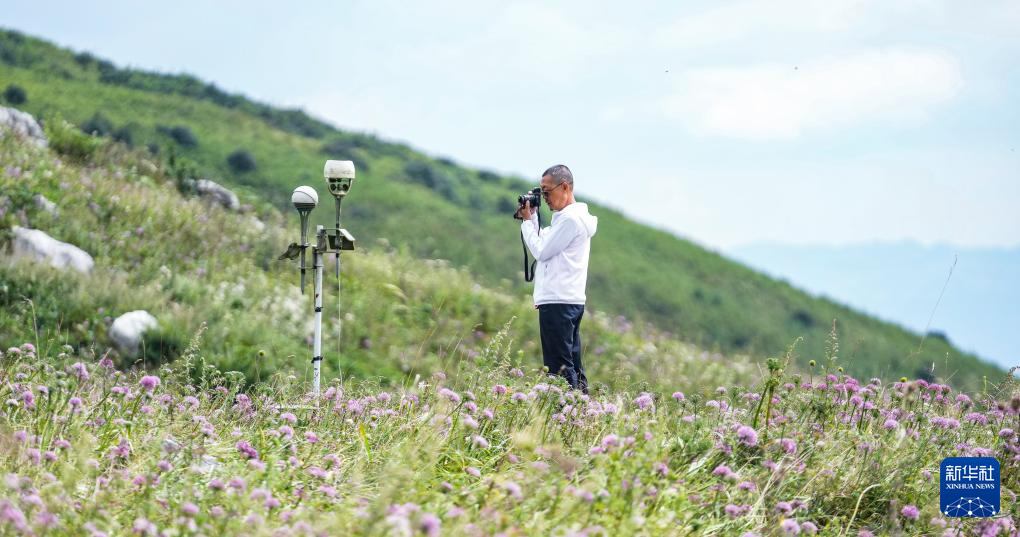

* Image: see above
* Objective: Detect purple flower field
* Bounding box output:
[2,341,1019,536]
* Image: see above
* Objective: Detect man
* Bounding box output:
[516,164,598,393]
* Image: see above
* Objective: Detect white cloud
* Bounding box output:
[657,0,876,47]
[661,49,963,139]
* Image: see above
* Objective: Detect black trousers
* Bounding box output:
[538,303,587,393]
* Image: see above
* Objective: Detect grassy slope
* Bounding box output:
[0,28,1005,391]
[0,125,754,395]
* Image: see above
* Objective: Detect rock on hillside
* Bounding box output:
[10,226,94,273]
[0,106,47,148]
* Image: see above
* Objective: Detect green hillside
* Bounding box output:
[0,121,754,393]
[0,28,1004,390]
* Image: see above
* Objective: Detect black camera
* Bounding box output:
[514,187,542,219]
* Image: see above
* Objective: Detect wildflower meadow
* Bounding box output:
[2,333,1019,535]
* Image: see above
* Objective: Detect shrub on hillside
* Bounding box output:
[3,84,27,105]
[496,197,517,214]
[320,137,363,155]
[405,161,458,200]
[112,124,137,148]
[227,149,257,173]
[73,51,96,68]
[478,170,500,183]
[46,117,103,162]
[157,124,198,148]
[81,112,113,137]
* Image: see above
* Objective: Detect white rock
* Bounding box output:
[195,179,240,211]
[109,310,158,356]
[33,194,58,215]
[11,226,94,273]
[0,107,48,148]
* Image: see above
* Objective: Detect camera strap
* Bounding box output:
[520,212,541,282]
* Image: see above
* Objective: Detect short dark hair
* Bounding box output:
[542,164,573,186]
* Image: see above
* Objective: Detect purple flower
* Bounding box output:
[492,384,508,395]
[280,412,297,424]
[181,503,199,517]
[737,425,758,446]
[672,391,686,402]
[344,399,363,416]
[419,513,441,537]
[602,434,620,449]
[439,388,461,403]
[110,439,131,459]
[901,505,919,520]
[712,465,736,479]
[932,417,961,430]
[21,390,35,409]
[781,519,800,535]
[503,481,523,500]
[132,517,156,534]
[139,375,160,392]
[472,435,490,449]
[725,504,749,518]
[465,467,481,478]
[235,441,259,460]
[883,418,899,430]
[69,362,90,381]
[779,438,797,454]
[633,393,655,411]
[964,412,988,426]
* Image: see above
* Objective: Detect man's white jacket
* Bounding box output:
[521,202,598,306]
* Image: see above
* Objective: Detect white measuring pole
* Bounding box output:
[312,225,324,397]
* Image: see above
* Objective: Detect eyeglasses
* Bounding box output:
[541,182,567,198]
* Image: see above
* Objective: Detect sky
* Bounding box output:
[4,0,1019,252]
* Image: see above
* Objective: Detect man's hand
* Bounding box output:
[517,203,533,221]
